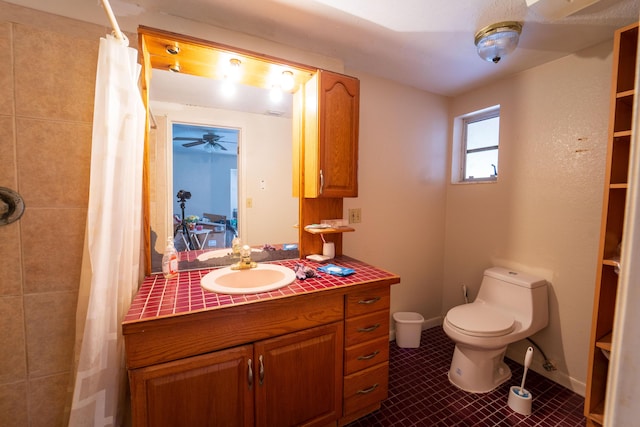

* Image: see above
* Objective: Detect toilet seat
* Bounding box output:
[446,304,515,337]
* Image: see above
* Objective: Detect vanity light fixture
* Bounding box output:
[227,58,242,81]
[220,58,242,97]
[280,70,295,91]
[474,21,522,64]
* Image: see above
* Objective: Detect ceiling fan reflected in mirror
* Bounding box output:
[174,132,229,152]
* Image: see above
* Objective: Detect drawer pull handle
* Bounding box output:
[357,383,379,395]
[358,323,380,333]
[259,355,265,386]
[358,297,381,305]
[248,359,253,389]
[357,350,380,361]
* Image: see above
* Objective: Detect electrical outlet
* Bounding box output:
[348,208,361,224]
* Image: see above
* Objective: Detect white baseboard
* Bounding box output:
[504,346,586,397]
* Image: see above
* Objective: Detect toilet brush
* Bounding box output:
[508,346,534,415]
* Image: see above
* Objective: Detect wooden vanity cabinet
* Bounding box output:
[130,322,342,427]
[130,345,255,427]
[296,70,360,258]
[339,283,391,425]
[255,322,343,427]
[125,278,397,426]
[125,290,345,427]
[302,70,360,198]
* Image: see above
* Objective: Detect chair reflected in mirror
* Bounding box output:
[202,213,231,249]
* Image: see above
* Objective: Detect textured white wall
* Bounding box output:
[343,71,449,324]
[444,40,613,394]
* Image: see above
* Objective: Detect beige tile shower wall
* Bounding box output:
[0,3,107,425]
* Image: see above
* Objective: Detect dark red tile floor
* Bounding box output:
[347,326,586,426]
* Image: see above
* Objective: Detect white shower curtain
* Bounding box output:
[68,34,145,427]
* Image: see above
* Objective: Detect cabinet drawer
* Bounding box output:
[345,311,389,347]
[343,362,389,416]
[345,284,390,318]
[344,336,389,375]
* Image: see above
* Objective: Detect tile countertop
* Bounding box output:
[124,256,400,324]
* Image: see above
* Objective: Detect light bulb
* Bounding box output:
[227,58,242,81]
[221,77,236,97]
[281,70,294,91]
[270,85,283,102]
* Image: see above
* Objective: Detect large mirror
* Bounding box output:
[142,27,315,272]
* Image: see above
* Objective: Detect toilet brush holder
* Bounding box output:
[508,386,532,416]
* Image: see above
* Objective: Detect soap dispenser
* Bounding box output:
[232,236,242,257]
[162,237,178,279]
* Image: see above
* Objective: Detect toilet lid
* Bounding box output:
[446,304,515,337]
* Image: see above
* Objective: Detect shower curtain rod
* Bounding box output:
[100,0,125,41]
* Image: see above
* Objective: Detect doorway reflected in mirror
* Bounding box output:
[172,123,239,252]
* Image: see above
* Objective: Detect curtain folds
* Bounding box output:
[68,34,145,427]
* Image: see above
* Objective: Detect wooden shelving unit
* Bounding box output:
[584,22,638,426]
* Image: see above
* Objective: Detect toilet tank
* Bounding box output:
[476,267,548,330]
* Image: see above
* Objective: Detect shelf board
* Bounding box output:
[616,89,635,99]
[596,332,613,351]
[588,400,605,425]
[613,130,632,137]
[304,226,355,235]
[609,183,628,189]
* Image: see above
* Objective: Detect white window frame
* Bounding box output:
[458,106,500,183]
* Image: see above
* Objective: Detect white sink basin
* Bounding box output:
[200,263,297,294]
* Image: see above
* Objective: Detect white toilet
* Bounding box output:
[442,267,548,393]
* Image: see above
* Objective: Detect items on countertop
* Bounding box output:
[294,262,356,280]
[317,264,355,277]
[294,263,320,280]
[162,238,178,279]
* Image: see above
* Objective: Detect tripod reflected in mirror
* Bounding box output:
[175,189,193,250]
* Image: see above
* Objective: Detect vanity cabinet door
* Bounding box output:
[303,70,359,198]
[254,321,344,427]
[129,345,254,427]
[318,71,359,198]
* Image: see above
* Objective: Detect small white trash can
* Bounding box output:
[393,312,424,348]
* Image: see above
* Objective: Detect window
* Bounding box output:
[459,106,500,182]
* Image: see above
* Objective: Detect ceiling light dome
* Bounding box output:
[474,21,522,64]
